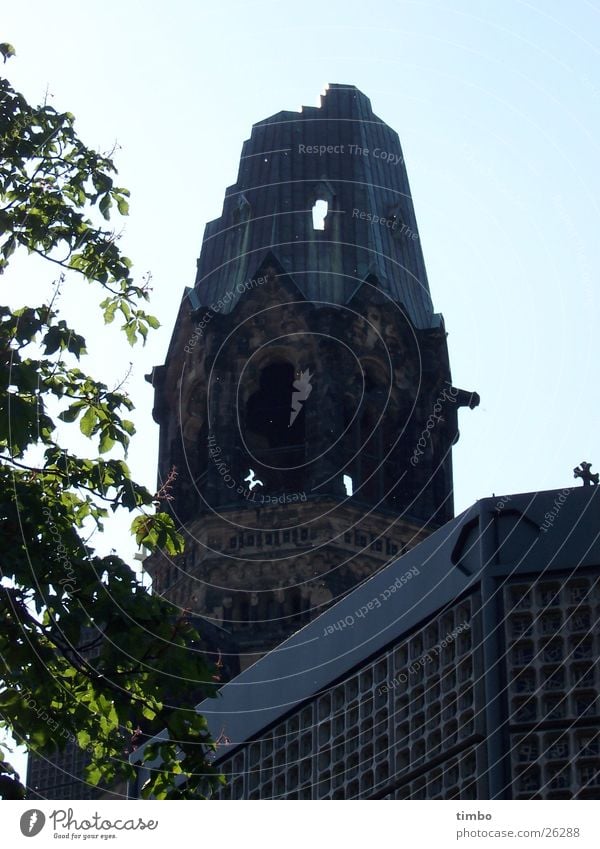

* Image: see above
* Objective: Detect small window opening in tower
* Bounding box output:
[343,474,354,496]
[312,199,328,231]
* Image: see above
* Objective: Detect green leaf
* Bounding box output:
[124,323,137,346]
[98,193,112,220]
[77,731,92,749]
[79,406,97,437]
[99,432,115,454]
[58,403,84,423]
[141,705,157,721]
[2,236,17,258]
[103,302,118,324]
[85,765,103,787]
[116,196,129,215]
[0,42,15,62]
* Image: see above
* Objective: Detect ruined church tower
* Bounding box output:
[145,85,478,673]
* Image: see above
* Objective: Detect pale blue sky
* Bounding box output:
[3,0,600,781]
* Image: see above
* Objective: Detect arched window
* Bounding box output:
[246,362,305,449]
[244,361,306,491]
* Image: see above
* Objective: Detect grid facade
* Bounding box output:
[503,570,600,799]
[215,592,485,799]
[27,742,111,800]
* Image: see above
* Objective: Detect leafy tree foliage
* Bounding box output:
[0,42,222,799]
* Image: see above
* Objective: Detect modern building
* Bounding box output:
[131,485,600,799]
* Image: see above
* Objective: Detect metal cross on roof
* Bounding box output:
[573,461,599,486]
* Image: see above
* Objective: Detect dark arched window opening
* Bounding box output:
[244,361,306,491]
[246,362,306,449]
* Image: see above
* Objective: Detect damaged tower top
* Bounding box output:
[192,83,437,328]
